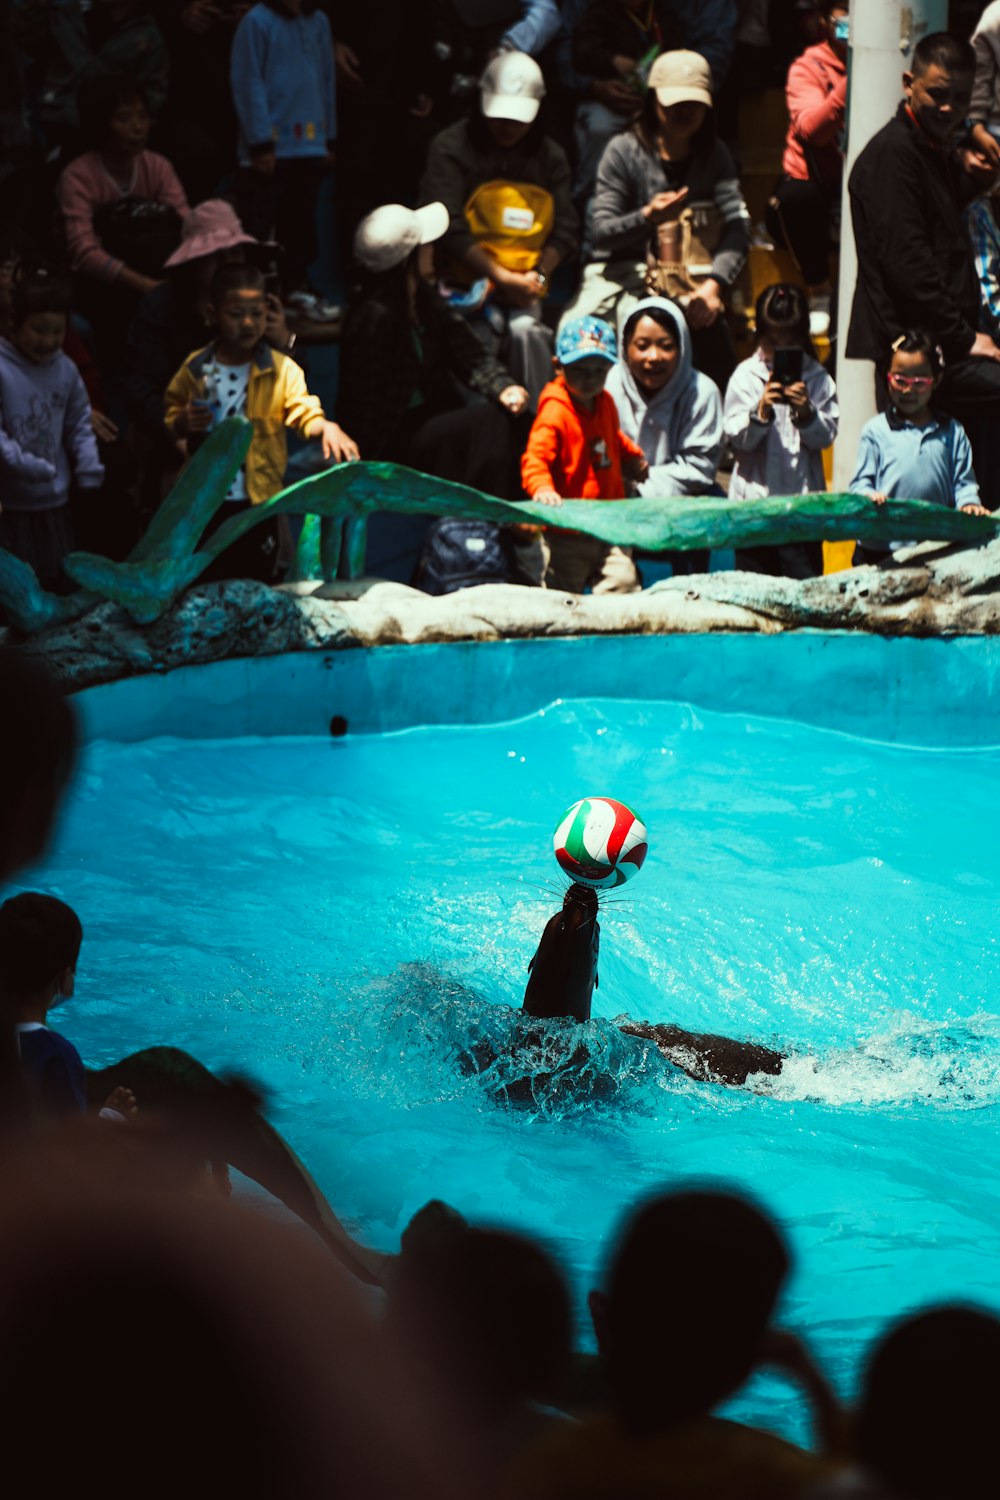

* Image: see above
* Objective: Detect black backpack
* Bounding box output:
[93,196,183,278]
[413,517,514,595]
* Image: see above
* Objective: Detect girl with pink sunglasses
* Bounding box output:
[849,329,990,565]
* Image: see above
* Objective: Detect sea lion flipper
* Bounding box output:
[617,1023,784,1087]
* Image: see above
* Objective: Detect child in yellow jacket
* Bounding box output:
[164,262,358,581]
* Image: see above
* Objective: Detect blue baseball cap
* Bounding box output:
[556,316,617,367]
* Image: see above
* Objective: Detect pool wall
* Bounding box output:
[75,632,1000,748]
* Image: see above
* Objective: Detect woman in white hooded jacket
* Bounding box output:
[605,295,723,574]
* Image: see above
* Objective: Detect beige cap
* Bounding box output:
[353,202,450,273]
[480,51,545,124]
[647,49,714,109]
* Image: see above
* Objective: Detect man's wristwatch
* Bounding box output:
[534,269,548,290]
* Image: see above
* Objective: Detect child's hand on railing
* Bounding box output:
[961,502,992,516]
[869,491,888,507]
[532,488,564,507]
[102,1086,138,1121]
[318,421,360,463]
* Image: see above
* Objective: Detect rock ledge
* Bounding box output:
[12,538,1000,692]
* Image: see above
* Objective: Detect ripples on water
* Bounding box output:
[33,699,1000,1440]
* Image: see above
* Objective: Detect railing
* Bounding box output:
[1,417,995,634]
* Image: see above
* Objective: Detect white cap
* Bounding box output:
[353,202,450,273]
[480,51,545,124]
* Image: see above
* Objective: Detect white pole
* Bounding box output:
[833,0,949,489]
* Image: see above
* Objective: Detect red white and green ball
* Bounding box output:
[553,797,648,889]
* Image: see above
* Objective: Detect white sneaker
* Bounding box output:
[286,288,342,323]
[808,292,831,339]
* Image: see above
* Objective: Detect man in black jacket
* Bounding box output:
[847,32,1000,504]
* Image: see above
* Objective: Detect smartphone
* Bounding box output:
[772,346,803,390]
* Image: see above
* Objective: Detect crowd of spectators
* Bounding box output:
[3,2,1000,600]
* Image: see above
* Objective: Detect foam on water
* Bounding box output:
[765,1011,1000,1110]
[28,697,1000,1442]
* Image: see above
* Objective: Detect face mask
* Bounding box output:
[833,17,850,44]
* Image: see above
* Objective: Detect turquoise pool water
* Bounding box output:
[32,695,1000,1441]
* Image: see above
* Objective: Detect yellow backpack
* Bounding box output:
[463,179,555,272]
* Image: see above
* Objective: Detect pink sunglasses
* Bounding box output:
[888,373,934,392]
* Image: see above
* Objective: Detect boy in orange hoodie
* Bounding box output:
[521,316,648,593]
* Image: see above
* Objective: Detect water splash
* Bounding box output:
[331,966,1000,1119]
[757,1011,1000,1110]
[322,963,704,1121]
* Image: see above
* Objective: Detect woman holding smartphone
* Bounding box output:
[723,281,839,578]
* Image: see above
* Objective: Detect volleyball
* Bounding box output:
[553,797,648,889]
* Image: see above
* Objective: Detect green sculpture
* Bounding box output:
[0,416,996,633]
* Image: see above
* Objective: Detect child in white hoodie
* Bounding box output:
[0,268,103,591]
[724,281,838,578]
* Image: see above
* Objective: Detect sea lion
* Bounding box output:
[521,884,783,1088]
[522,884,601,1024]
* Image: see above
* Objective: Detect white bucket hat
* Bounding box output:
[480,51,545,124]
[353,202,450,273]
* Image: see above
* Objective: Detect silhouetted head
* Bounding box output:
[603,1188,790,1435]
[0,651,76,884]
[394,1223,571,1418]
[856,1305,1000,1498]
[0,1144,464,1497]
[0,893,82,1006]
[522,884,600,1023]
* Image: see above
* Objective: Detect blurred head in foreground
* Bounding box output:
[602,1188,790,1435]
[0,650,76,884]
[856,1304,1000,1499]
[0,1131,467,1498]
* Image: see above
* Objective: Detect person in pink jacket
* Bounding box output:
[56,75,188,363]
[766,0,849,337]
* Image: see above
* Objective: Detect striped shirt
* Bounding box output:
[965,196,1000,337]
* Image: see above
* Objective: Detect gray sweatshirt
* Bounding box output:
[605,296,723,495]
[589,129,750,286]
[0,338,103,511]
